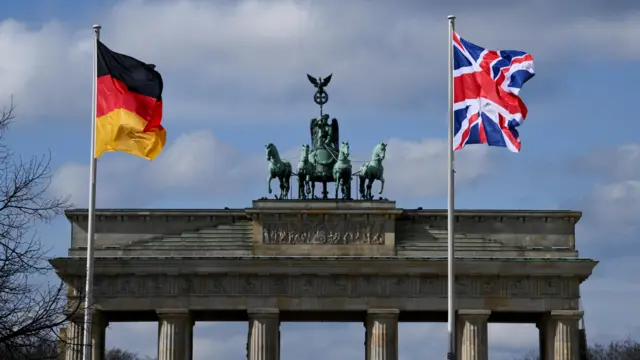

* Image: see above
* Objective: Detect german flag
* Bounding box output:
[96,40,165,160]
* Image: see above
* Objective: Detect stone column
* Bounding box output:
[91,311,108,360]
[157,310,193,360]
[247,308,280,360]
[537,321,547,360]
[65,317,83,360]
[365,309,399,360]
[456,310,490,360]
[542,310,582,360]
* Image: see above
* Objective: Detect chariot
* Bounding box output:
[265,74,386,200]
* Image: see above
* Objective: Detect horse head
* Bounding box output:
[373,142,387,161]
[300,144,310,161]
[339,141,350,160]
[265,143,279,162]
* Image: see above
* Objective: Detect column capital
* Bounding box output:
[367,309,400,317]
[248,308,279,317]
[157,309,191,318]
[365,309,398,360]
[458,309,491,320]
[549,310,583,320]
[247,310,280,360]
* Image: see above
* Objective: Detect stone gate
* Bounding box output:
[51,200,597,360]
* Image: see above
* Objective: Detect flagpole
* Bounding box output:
[81,23,101,360]
[446,14,457,360]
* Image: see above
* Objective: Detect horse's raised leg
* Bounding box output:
[366,178,374,200]
[268,175,274,194]
[378,175,385,195]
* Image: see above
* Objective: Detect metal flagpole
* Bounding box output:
[82,23,101,360]
[446,14,457,360]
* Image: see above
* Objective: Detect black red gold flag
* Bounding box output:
[96,40,165,160]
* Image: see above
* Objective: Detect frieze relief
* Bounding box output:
[260,215,386,245]
[86,274,579,299]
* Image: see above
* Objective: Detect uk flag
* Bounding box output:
[453,32,535,152]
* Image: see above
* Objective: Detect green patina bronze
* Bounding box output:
[359,142,386,200]
[265,143,292,199]
[265,74,387,200]
[333,141,352,200]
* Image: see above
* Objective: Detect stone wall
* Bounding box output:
[63,200,581,258]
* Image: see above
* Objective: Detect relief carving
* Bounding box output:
[265,275,290,295]
[353,275,380,296]
[477,277,499,296]
[455,277,473,296]
[418,276,443,296]
[538,278,561,296]
[238,275,262,295]
[387,276,411,297]
[293,276,317,297]
[323,275,349,297]
[90,274,566,300]
[261,216,385,244]
[506,278,530,297]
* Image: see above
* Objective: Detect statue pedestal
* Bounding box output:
[248,200,401,256]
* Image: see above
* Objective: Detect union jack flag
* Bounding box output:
[453,32,535,152]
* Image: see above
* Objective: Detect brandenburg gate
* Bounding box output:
[52,200,596,360]
[52,75,596,360]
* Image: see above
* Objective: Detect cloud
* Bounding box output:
[49,130,263,207]
[2,0,640,123]
[0,19,89,120]
[384,138,491,197]
[566,143,640,253]
[575,143,640,181]
[49,131,493,206]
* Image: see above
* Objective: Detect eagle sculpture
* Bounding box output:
[307,74,332,91]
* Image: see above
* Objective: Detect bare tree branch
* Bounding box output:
[0,100,73,359]
[514,339,640,360]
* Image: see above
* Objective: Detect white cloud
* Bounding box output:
[49,130,263,207]
[572,143,640,247]
[2,1,640,122]
[385,138,491,197]
[0,19,89,120]
[49,131,493,205]
[579,143,640,181]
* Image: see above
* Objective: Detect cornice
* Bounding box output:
[50,256,597,279]
[64,207,582,224]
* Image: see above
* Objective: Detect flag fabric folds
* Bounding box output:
[452,32,534,152]
[96,40,165,160]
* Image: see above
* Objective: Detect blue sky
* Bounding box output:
[2,0,640,359]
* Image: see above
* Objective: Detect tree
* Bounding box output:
[0,101,71,359]
[587,339,640,360]
[106,347,157,360]
[514,338,640,360]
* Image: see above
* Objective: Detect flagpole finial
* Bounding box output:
[93,24,102,30]
[447,15,456,20]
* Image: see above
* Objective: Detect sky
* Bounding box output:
[1,0,639,359]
